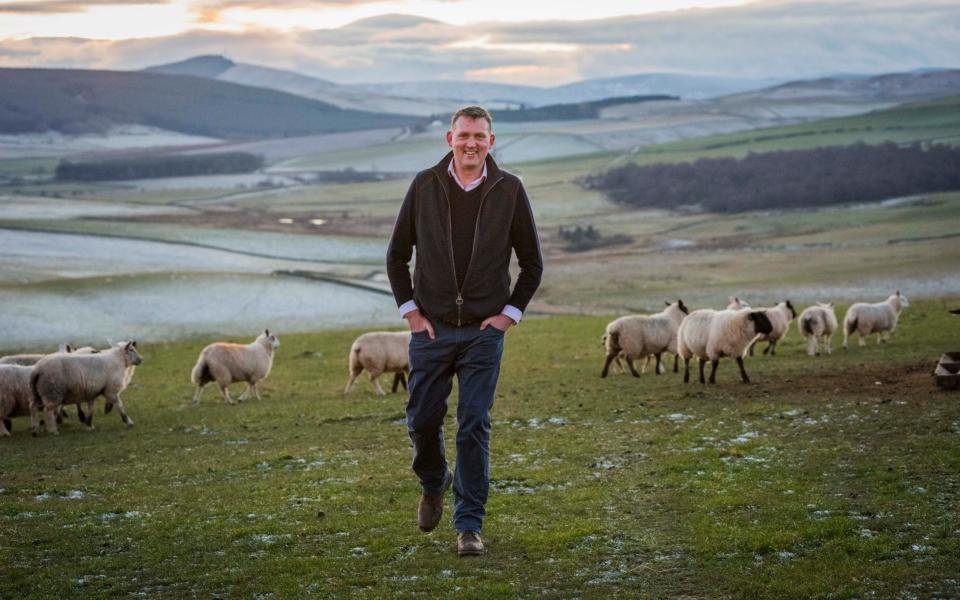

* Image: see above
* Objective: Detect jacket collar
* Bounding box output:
[432,151,503,198]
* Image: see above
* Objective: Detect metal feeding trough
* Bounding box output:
[935,352,960,390]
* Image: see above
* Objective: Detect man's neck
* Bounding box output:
[454,164,483,186]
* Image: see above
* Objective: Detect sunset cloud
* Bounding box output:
[0,1,957,86]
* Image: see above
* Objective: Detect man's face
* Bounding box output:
[447,116,494,173]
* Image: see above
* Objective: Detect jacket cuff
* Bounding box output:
[501,305,522,324]
[399,300,419,318]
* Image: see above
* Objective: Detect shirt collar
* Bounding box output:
[447,158,486,192]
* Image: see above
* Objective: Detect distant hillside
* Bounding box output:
[146,56,458,117]
[348,73,785,107]
[0,68,415,137]
[732,69,960,102]
[143,55,235,78]
[492,95,679,123]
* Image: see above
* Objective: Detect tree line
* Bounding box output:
[56,152,264,181]
[580,142,960,213]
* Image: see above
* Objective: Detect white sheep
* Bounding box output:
[191,330,279,404]
[747,300,797,356]
[601,300,689,378]
[677,308,773,384]
[30,341,142,435]
[0,365,34,436]
[798,303,838,356]
[727,297,751,310]
[344,331,412,395]
[0,343,93,366]
[842,291,909,348]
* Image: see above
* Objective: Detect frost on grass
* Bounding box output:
[35,490,85,501]
[667,413,692,422]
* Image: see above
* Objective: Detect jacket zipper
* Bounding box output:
[441,173,504,326]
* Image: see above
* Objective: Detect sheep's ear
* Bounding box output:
[828,302,834,307]
[665,301,670,306]
[264,328,270,336]
[124,341,134,350]
[131,340,137,348]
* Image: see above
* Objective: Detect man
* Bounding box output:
[386,106,543,556]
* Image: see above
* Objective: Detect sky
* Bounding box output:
[0,0,958,86]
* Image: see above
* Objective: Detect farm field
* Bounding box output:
[1,301,958,598]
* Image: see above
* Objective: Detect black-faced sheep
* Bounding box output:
[798,302,838,356]
[601,300,689,378]
[344,331,411,395]
[30,341,142,435]
[842,291,909,348]
[191,330,279,404]
[747,300,796,356]
[677,308,773,384]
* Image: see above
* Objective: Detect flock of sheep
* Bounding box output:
[601,291,909,384]
[0,293,909,436]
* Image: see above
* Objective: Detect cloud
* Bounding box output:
[0,0,958,85]
[0,0,166,14]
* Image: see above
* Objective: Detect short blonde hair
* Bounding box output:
[450,106,493,131]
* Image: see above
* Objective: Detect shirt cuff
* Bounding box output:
[398,300,419,318]
[501,305,522,324]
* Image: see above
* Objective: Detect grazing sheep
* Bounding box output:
[0,343,86,366]
[0,365,34,436]
[798,303,838,356]
[747,300,797,356]
[344,331,412,395]
[30,341,142,435]
[727,297,751,310]
[677,308,773,384]
[601,300,689,378]
[842,291,909,348]
[191,330,279,404]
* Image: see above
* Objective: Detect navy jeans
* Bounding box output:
[406,322,505,533]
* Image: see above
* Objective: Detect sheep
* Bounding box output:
[29,341,142,435]
[727,297,751,310]
[842,291,909,348]
[344,331,412,395]
[191,330,279,405]
[0,343,93,366]
[601,300,689,378]
[0,365,34,436]
[798,302,838,356]
[747,300,797,356]
[677,308,773,384]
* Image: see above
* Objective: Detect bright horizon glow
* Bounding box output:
[0,0,755,40]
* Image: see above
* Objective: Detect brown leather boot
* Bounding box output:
[457,531,484,556]
[417,470,452,532]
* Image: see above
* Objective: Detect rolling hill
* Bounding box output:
[0,68,416,138]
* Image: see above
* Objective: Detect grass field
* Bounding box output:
[2,300,959,598]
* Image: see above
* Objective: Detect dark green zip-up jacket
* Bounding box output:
[386,152,543,326]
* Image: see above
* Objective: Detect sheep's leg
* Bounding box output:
[193,384,206,404]
[344,372,359,394]
[252,383,262,401]
[824,335,833,355]
[625,356,641,378]
[238,384,251,402]
[748,339,757,357]
[807,336,817,356]
[673,354,679,373]
[85,400,95,431]
[858,332,866,347]
[708,359,720,384]
[30,403,41,436]
[698,359,706,384]
[601,352,618,378]
[736,356,751,384]
[371,374,386,396]
[105,393,134,426]
[218,385,235,405]
[683,357,690,383]
[654,353,663,376]
[1,419,10,436]
[391,372,403,393]
[44,406,59,435]
[613,356,624,374]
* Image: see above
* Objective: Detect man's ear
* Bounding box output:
[488,132,495,148]
[446,130,454,147]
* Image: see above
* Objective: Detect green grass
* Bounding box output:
[2,300,959,598]
[626,95,960,167]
